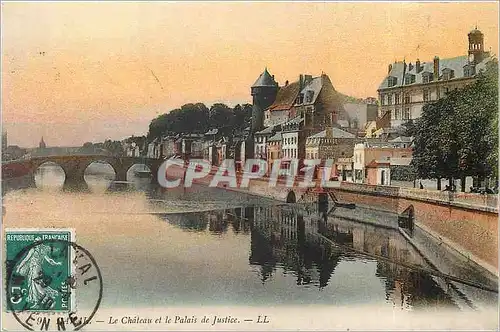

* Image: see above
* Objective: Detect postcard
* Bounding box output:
[1,1,498,331]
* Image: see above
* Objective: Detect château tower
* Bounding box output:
[250,68,278,134]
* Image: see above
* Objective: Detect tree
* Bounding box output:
[411,57,498,190]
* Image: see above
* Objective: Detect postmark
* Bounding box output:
[5,229,103,331]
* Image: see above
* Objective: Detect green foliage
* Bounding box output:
[80,140,125,156]
[411,58,498,180]
[390,165,417,181]
[147,103,252,140]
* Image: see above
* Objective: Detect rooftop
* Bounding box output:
[378,54,492,90]
[308,127,356,139]
[267,81,301,112]
[252,68,278,88]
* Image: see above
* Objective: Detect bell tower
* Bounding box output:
[468,27,485,63]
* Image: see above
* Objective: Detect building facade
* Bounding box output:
[377,28,492,128]
[353,140,413,184]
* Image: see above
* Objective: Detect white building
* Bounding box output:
[377,28,492,128]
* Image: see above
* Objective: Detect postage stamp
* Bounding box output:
[4,229,103,331]
[5,228,75,313]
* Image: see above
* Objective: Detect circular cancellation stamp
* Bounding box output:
[5,229,103,331]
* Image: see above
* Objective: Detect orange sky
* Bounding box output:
[2,2,499,147]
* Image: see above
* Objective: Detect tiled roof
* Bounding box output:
[378,55,492,90]
[366,159,390,168]
[252,68,278,88]
[308,127,356,139]
[267,81,301,112]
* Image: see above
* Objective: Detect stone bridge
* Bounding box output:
[2,155,164,184]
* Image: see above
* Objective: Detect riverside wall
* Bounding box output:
[166,164,498,271]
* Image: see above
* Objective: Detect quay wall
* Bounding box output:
[166,165,498,271]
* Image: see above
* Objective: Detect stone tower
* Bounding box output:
[250,68,278,134]
[468,27,485,63]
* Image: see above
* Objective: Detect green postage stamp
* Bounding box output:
[5,228,75,313]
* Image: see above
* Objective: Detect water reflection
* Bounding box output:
[3,163,492,311]
[157,203,461,310]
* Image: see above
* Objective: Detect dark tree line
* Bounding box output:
[410,58,498,191]
[147,103,252,140]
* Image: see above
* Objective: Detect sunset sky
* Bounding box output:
[2,2,499,147]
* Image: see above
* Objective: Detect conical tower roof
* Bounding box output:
[252,68,277,88]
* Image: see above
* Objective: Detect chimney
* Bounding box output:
[433,56,439,80]
[304,74,313,84]
[285,80,289,87]
[416,59,421,73]
[299,74,304,89]
[388,64,393,74]
[408,62,414,72]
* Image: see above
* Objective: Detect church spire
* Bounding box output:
[39,136,46,148]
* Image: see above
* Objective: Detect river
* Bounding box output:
[1,162,498,330]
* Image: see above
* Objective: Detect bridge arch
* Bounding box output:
[83,159,118,181]
[33,161,67,187]
[126,163,152,180]
[286,190,296,203]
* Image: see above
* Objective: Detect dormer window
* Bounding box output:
[296,93,304,104]
[305,90,314,103]
[422,72,434,83]
[387,76,397,87]
[464,64,476,77]
[404,74,416,85]
[442,68,455,81]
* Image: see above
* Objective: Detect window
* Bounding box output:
[423,89,431,102]
[380,94,385,106]
[388,76,397,87]
[306,91,314,103]
[422,72,433,83]
[395,93,401,105]
[394,108,401,120]
[442,69,455,80]
[464,65,476,77]
[387,94,393,106]
[403,107,411,120]
[404,74,415,85]
[404,93,411,104]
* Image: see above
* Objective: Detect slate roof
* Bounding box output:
[252,68,278,88]
[255,125,277,135]
[308,127,356,139]
[389,136,413,143]
[283,116,304,125]
[267,81,301,112]
[297,76,323,106]
[268,132,283,142]
[378,55,492,90]
[205,128,219,135]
